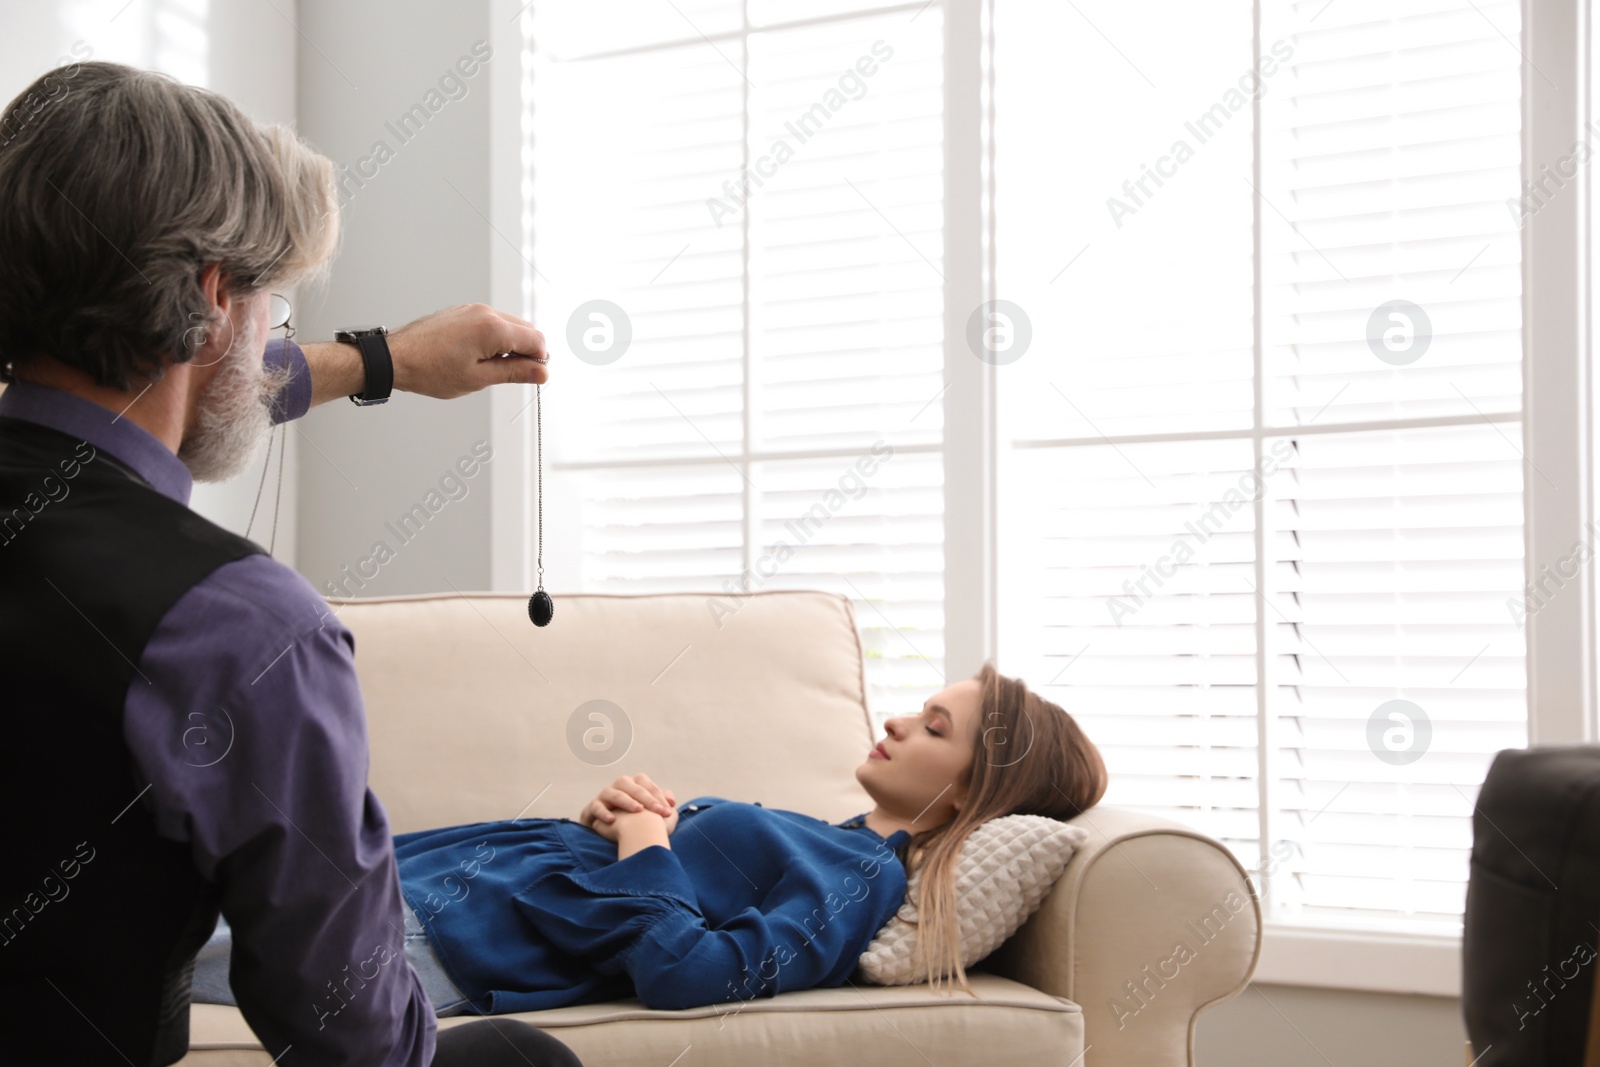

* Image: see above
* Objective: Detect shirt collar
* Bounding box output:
[838,813,910,848]
[0,380,193,505]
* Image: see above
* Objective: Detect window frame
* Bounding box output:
[485,0,1598,996]
[1523,0,1595,753]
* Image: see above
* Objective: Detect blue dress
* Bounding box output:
[392,797,911,1014]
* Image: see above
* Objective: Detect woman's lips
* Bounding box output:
[870,742,889,760]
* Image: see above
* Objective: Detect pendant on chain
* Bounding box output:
[527,381,553,627]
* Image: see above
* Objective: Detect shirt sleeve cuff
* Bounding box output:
[265,338,312,425]
[510,846,700,964]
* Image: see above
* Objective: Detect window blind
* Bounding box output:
[1260,0,1526,927]
[996,0,1526,930]
[525,2,947,717]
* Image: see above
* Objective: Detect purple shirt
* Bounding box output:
[0,340,435,1067]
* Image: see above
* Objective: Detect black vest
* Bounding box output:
[0,414,264,1065]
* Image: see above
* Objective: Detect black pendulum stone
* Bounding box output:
[528,589,554,627]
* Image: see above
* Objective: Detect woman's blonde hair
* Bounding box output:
[902,662,1107,994]
[0,61,339,389]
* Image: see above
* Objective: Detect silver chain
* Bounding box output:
[249,344,542,581]
[247,324,294,555]
[535,382,544,587]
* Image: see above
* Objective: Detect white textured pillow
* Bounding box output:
[858,814,1088,985]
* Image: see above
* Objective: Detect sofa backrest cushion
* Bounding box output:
[332,589,880,833]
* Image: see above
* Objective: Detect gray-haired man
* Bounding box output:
[0,61,579,1067]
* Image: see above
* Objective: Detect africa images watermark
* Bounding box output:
[1108,883,1252,1030]
[321,440,494,598]
[1106,38,1294,229]
[312,843,497,1031]
[335,39,492,208]
[409,840,498,923]
[1110,737,1314,1034]
[0,40,92,149]
[1105,437,1295,627]
[0,440,98,548]
[1507,518,1600,628]
[711,834,900,1028]
[0,840,97,949]
[567,699,633,768]
[1505,115,1600,229]
[312,932,405,1031]
[705,439,895,627]
[705,40,896,228]
[1512,937,1597,1032]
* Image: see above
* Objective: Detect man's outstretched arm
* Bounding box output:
[269,303,549,423]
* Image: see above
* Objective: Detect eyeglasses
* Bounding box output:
[268,293,292,331]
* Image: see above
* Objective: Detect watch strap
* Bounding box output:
[336,328,394,406]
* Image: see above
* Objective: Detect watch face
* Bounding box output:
[340,326,384,335]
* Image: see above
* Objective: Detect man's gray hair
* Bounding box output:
[0,61,339,390]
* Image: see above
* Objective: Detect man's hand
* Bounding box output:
[302,303,549,407]
[388,304,549,398]
[578,774,679,841]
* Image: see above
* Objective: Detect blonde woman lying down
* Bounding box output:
[192,663,1106,1017]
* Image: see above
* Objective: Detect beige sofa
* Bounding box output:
[180,589,1259,1066]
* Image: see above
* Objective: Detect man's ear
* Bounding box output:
[184,263,237,366]
[198,262,223,303]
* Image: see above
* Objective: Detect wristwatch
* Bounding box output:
[334,326,394,406]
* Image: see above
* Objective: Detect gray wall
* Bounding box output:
[292,0,497,599]
[1196,984,1465,1065]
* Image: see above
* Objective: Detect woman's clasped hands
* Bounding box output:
[577,773,680,843]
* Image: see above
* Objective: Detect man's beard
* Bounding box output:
[178,316,292,483]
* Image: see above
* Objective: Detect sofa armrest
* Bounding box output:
[982,807,1260,1067]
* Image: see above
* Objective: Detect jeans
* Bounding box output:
[191,900,472,1017]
